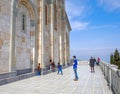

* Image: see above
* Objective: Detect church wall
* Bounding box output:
[0,0,71,73]
[0,0,12,73]
[15,5,31,70]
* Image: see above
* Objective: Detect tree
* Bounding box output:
[114,49,119,63]
[117,61,120,69]
[110,54,114,64]
[110,49,120,69]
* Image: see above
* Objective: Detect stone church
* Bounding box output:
[0,0,71,74]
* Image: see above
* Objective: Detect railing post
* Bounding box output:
[109,64,112,89]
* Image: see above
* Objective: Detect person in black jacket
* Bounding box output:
[89,57,95,73]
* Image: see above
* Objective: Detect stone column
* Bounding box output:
[41,0,45,68]
[37,0,42,68]
[30,21,37,72]
[9,0,17,72]
[59,10,63,65]
[67,32,70,63]
[64,32,67,65]
[49,0,54,61]
[33,0,38,72]
[62,17,66,66]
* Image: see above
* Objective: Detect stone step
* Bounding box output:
[0,72,35,85]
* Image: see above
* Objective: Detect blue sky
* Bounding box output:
[66,0,120,62]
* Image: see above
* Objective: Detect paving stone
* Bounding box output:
[0,64,113,94]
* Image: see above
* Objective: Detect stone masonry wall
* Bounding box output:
[0,0,12,73]
[15,4,31,70]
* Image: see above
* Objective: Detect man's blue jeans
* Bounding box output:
[73,68,78,80]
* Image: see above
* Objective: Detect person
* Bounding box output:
[51,61,56,72]
[36,63,41,75]
[57,62,63,75]
[73,56,78,81]
[89,57,95,73]
[49,59,52,70]
[93,58,96,65]
[97,57,100,65]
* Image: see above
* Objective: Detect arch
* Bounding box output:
[11,0,35,20]
[9,0,36,72]
[18,0,35,20]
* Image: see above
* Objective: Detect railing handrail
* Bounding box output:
[100,61,120,94]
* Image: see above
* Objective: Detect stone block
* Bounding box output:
[0,39,3,47]
[0,72,36,85]
[30,31,34,36]
[0,79,7,85]
[16,47,23,53]
[19,75,27,80]
[0,6,1,12]
[22,37,25,42]
[0,72,17,79]
[26,73,35,78]
[17,68,32,75]
[6,76,19,83]
[42,69,58,75]
[19,72,35,80]
[5,33,10,40]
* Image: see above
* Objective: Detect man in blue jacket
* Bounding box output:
[73,56,78,81]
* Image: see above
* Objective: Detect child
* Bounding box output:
[36,63,41,75]
[57,62,63,75]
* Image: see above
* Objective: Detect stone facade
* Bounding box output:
[0,0,12,73]
[0,0,71,74]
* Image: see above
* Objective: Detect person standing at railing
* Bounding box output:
[97,57,100,65]
[89,57,95,73]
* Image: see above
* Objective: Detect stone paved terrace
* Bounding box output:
[0,61,113,94]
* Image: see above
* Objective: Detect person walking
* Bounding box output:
[73,56,78,81]
[89,57,95,73]
[57,62,63,75]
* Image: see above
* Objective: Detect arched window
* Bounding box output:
[22,14,25,30]
[21,13,26,32]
